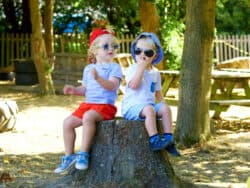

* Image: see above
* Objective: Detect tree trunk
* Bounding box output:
[44,0,54,58]
[138,0,165,70]
[139,0,160,34]
[2,0,19,32]
[21,0,32,33]
[46,120,189,188]
[175,0,215,146]
[29,0,55,95]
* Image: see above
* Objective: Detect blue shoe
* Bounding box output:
[150,136,172,151]
[54,154,76,173]
[166,143,181,157]
[75,151,89,170]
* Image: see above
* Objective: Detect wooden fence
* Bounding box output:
[0,33,249,72]
[214,34,250,63]
[0,33,135,73]
[0,33,31,72]
[54,33,88,54]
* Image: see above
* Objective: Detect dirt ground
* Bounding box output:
[0,81,249,188]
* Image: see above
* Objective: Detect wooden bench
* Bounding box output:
[159,70,180,97]
[216,57,250,69]
[211,58,250,118]
[0,65,14,73]
[210,99,250,118]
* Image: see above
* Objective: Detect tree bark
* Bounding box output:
[2,0,19,32]
[175,0,215,146]
[44,0,54,58]
[29,0,55,95]
[138,0,165,70]
[46,120,188,188]
[21,0,32,33]
[139,0,160,34]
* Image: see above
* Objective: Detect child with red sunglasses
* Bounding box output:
[121,32,180,156]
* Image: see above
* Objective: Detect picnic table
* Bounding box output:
[160,69,250,118]
[159,70,180,97]
[210,70,250,117]
[160,69,250,99]
[210,70,250,99]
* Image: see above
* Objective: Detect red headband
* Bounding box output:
[89,28,115,47]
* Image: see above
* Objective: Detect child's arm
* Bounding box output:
[91,68,120,91]
[128,60,149,89]
[155,90,165,103]
[63,84,86,96]
[96,76,120,91]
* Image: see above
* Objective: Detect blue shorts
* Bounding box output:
[123,102,165,121]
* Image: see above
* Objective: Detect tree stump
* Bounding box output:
[0,100,18,132]
[47,119,189,188]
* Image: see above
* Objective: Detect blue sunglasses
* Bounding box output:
[99,43,119,51]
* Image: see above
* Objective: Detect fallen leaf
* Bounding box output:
[3,155,9,164]
[0,172,14,183]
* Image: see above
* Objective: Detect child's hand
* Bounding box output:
[137,56,151,69]
[63,85,75,95]
[90,68,99,80]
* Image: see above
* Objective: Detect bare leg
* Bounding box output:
[63,115,82,155]
[79,110,103,152]
[140,105,158,136]
[157,104,172,133]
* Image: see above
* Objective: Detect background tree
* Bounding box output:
[1,0,31,33]
[53,0,140,34]
[175,0,216,146]
[2,0,19,33]
[29,0,55,95]
[156,0,186,70]
[139,0,165,69]
[1,0,248,95]
[51,0,185,69]
[44,0,54,58]
[2,0,247,71]
[21,0,32,33]
[139,0,160,34]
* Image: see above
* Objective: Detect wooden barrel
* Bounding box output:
[14,59,38,85]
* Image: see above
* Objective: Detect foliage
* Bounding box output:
[54,33,89,54]
[215,0,250,34]
[0,1,21,33]
[156,0,186,70]
[53,0,140,34]
[52,0,186,69]
[1,0,249,35]
[53,1,93,34]
[0,0,31,33]
[0,0,249,70]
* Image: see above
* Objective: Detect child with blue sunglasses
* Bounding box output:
[121,32,180,156]
[54,28,123,174]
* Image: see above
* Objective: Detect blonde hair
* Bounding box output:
[137,37,157,51]
[88,34,118,64]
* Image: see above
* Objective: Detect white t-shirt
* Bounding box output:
[121,63,161,114]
